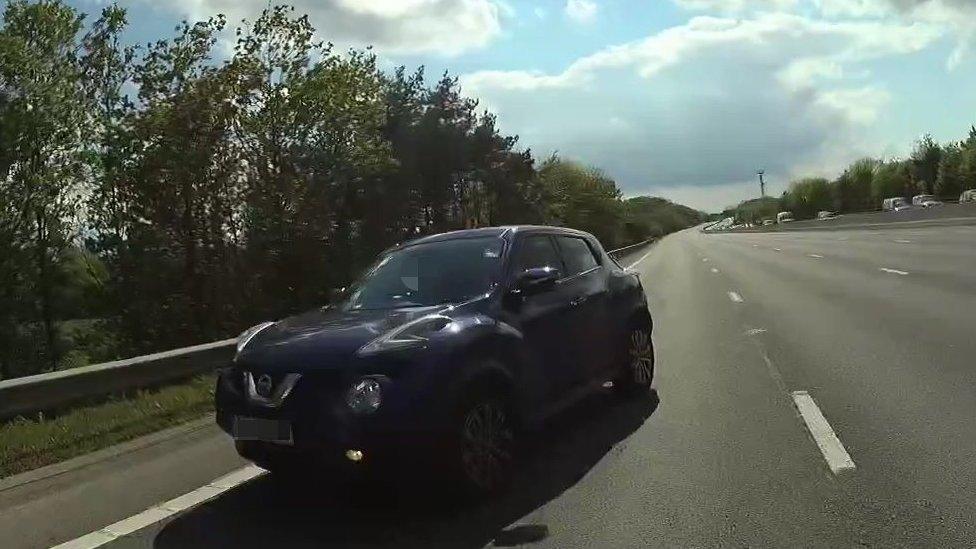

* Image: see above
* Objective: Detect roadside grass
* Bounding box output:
[0,375,215,479]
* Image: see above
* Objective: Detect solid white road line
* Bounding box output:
[625,249,655,270]
[710,267,719,274]
[807,254,824,259]
[53,465,265,549]
[791,391,856,475]
[879,267,909,276]
[728,291,744,303]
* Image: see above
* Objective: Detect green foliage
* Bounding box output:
[732,197,780,224]
[623,196,707,241]
[538,158,623,247]
[782,178,831,220]
[0,374,215,478]
[910,134,941,195]
[0,0,91,374]
[0,2,704,380]
[729,125,976,220]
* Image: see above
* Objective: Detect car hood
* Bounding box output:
[236,304,452,372]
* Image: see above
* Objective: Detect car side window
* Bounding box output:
[513,235,562,274]
[555,236,600,276]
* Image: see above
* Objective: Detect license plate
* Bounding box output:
[233,416,293,445]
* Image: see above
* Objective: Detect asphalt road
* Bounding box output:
[4,220,976,548]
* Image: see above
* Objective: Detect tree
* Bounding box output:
[0,0,89,370]
[958,127,976,195]
[935,143,963,198]
[835,158,876,212]
[873,160,912,203]
[539,157,623,248]
[782,177,831,219]
[910,134,941,195]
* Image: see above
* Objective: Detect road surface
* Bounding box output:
[3,221,976,548]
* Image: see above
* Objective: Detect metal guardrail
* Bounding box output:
[608,238,655,258]
[0,339,235,421]
[0,236,661,421]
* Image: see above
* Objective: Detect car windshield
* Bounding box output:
[342,237,504,310]
[917,195,935,201]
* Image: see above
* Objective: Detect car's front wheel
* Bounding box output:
[449,392,516,497]
[615,324,655,394]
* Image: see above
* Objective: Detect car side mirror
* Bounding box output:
[515,267,560,295]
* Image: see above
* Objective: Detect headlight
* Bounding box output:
[356,314,452,356]
[346,378,383,414]
[236,321,275,354]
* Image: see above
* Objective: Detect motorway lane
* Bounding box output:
[5,224,976,547]
[695,226,976,545]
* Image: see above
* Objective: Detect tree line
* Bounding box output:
[0,1,706,380]
[725,128,976,224]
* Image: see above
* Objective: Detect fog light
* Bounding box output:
[345,449,364,462]
[345,378,382,414]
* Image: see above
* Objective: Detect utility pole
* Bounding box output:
[757,170,766,198]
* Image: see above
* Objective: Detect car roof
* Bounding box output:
[388,225,594,252]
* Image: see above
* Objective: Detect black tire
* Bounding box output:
[614,322,655,395]
[447,388,517,498]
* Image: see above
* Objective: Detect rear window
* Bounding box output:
[555,236,599,275]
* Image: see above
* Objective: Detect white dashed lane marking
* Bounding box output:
[792,391,856,475]
[710,267,719,274]
[807,254,824,259]
[728,291,744,303]
[625,249,655,270]
[879,267,909,276]
[894,239,912,243]
[53,466,266,549]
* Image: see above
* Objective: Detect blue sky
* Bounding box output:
[68,0,976,211]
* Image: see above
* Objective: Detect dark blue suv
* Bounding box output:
[215,225,654,495]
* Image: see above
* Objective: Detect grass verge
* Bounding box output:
[0,374,215,479]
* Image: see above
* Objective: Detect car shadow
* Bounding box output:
[153,388,660,549]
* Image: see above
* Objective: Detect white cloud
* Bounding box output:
[777,57,845,89]
[672,0,800,12]
[565,0,598,24]
[534,7,547,19]
[815,86,890,124]
[462,12,942,210]
[676,0,976,69]
[464,13,940,92]
[149,0,506,56]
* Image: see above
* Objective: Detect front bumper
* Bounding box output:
[214,366,447,466]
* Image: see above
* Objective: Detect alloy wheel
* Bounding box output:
[460,401,514,491]
[629,328,654,385]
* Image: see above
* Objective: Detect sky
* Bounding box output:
[68,0,976,212]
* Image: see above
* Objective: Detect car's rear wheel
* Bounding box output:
[615,324,654,394]
[450,392,516,497]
